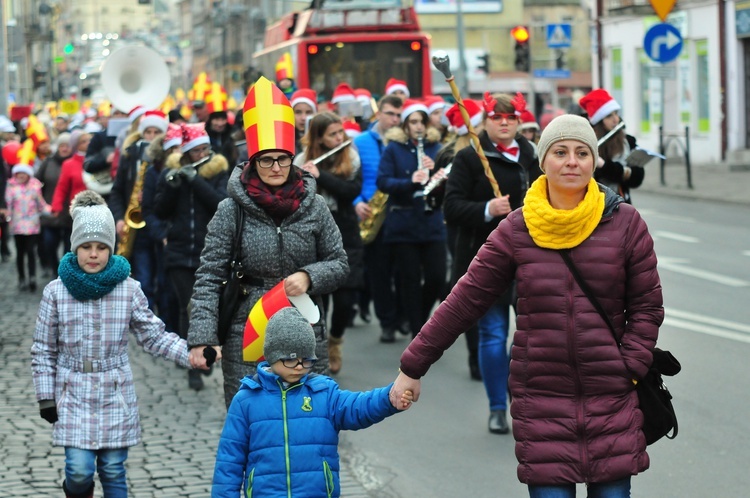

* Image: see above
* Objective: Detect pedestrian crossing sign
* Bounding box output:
[546,24,572,48]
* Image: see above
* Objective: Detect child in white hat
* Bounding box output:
[30,190,205,498]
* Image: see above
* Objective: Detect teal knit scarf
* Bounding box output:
[58,252,131,301]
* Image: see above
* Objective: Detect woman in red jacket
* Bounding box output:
[392,114,664,497]
[51,130,91,215]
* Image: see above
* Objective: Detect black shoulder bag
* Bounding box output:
[217,201,246,345]
[560,249,680,445]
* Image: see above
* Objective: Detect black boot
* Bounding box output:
[379,326,396,343]
[188,369,204,391]
[63,480,94,498]
[29,278,37,292]
[469,352,482,381]
[488,410,509,435]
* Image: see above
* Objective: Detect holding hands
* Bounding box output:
[390,371,421,411]
[189,345,222,370]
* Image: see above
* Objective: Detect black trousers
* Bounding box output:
[322,288,357,339]
[168,267,196,340]
[391,241,447,337]
[364,230,400,329]
[14,234,39,281]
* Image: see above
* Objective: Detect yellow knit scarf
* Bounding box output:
[522,176,605,249]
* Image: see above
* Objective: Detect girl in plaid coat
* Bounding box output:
[31,191,203,498]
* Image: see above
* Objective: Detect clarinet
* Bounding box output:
[413,135,428,198]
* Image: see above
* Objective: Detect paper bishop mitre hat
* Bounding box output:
[242,77,295,160]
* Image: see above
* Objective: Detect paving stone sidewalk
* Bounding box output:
[0,259,379,497]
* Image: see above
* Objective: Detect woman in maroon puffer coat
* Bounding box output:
[391,114,664,497]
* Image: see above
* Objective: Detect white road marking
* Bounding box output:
[658,259,749,287]
[667,308,750,334]
[653,231,700,243]
[664,317,750,344]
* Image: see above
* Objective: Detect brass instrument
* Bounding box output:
[359,190,389,244]
[116,155,149,258]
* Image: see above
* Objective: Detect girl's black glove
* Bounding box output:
[40,406,58,424]
[203,346,217,368]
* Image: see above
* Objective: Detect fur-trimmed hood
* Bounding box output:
[145,135,169,164]
[164,151,229,179]
[384,126,441,145]
[121,131,143,156]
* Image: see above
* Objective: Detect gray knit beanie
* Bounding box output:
[70,190,116,253]
[264,307,317,365]
[537,114,599,172]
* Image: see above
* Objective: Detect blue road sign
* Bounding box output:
[533,69,571,79]
[546,24,572,48]
[644,23,683,64]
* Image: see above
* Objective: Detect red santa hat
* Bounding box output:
[138,110,169,135]
[579,89,621,125]
[180,123,210,153]
[423,95,446,115]
[384,78,409,98]
[518,110,540,131]
[401,99,429,122]
[290,88,317,112]
[445,100,483,136]
[163,123,183,151]
[342,120,361,138]
[331,83,356,105]
[354,88,372,107]
[128,105,147,123]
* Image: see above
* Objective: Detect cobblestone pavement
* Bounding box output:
[0,258,381,497]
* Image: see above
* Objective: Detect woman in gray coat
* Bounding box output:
[187,77,349,407]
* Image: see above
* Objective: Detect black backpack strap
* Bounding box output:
[229,200,245,267]
[559,249,618,344]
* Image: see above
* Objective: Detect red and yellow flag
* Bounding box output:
[242,77,295,158]
[18,139,36,166]
[205,82,228,113]
[275,53,294,82]
[25,115,49,148]
[191,72,212,102]
[242,282,290,362]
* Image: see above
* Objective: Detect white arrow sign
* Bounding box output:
[650,30,681,60]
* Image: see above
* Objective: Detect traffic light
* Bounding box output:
[511,25,530,72]
[477,53,490,75]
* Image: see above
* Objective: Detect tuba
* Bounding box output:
[101,45,171,112]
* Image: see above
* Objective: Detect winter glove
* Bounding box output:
[203,346,217,368]
[39,400,58,424]
[178,165,197,183]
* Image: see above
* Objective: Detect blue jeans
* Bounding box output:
[477,302,510,411]
[528,477,631,498]
[64,447,128,497]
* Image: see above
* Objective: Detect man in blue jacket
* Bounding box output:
[353,95,405,342]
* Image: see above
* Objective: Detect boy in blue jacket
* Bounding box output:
[212,307,413,497]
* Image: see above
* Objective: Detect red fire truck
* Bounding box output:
[252,1,433,102]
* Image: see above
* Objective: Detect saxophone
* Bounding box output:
[359,190,389,244]
[116,157,149,259]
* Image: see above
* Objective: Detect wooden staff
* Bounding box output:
[432,51,501,197]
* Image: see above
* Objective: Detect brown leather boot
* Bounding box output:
[328,337,343,374]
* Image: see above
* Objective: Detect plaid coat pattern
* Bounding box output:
[31,277,190,449]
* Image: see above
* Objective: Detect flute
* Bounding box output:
[312,140,352,165]
[597,120,626,147]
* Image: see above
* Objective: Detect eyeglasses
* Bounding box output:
[280,358,317,369]
[488,113,519,123]
[257,155,293,169]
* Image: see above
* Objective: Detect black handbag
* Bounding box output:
[560,249,680,445]
[217,201,246,345]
